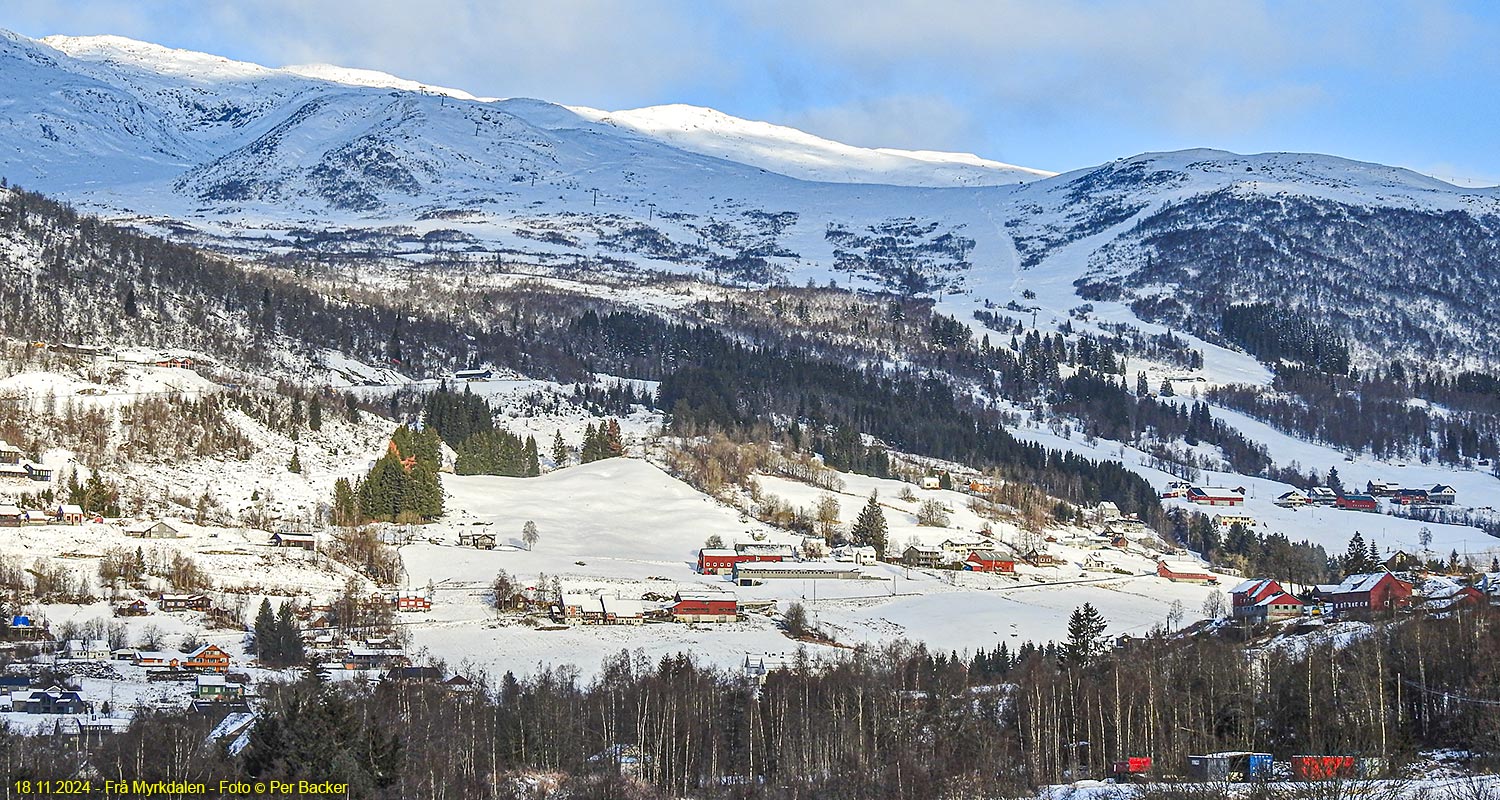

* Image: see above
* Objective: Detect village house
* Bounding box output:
[732,562,862,586]
[1426,585,1485,613]
[671,592,739,623]
[56,503,86,525]
[1244,591,1305,622]
[940,536,993,557]
[1213,513,1257,529]
[63,639,111,661]
[23,462,52,482]
[1308,487,1338,505]
[270,531,317,550]
[395,594,432,612]
[601,595,644,625]
[8,686,90,715]
[1230,579,1285,617]
[0,440,21,466]
[194,674,245,702]
[1157,559,1218,584]
[185,644,232,673]
[1318,572,1413,617]
[21,509,49,524]
[830,544,878,565]
[964,550,1017,573]
[0,504,21,527]
[159,593,211,612]
[1186,486,1245,507]
[457,531,496,550]
[1390,488,1430,506]
[344,647,405,671]
[1427,485,1457,505]
[902,544,944,568]
[111,647,138,661]
[1367,480,1403,497]
[559,592,598,623]
[1335,493,1378,512]
[134,651,183,669]
[1384,551,1422,571]
[125,520,181,538]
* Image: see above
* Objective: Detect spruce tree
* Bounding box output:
[603,419,625,457]
[308,395,323,432]
[288,448,302,474]
[551,430,567,468]
[524,435,540,477]
[253,599,276,659]
[1061,603,1108,667]
[274,602,305,666]
[850,493,889,557]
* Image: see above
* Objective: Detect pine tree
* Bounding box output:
[1159,378,1174,397]
[331,478,357,527]
[274,602,305,665]
[288,448,302,474]
[1327,466,1345,495]
[124,286,138,318]
[603,419,625,457]
[1136,371,1149,397]
[551,430,567,468]
[1343,532,1371,575]
[308,395,323,432]
[850,493,889,557]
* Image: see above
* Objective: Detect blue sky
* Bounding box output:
[5,0,1498,184]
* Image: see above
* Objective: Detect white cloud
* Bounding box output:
[782,94,984,152]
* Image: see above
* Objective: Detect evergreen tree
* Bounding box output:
[288,448,302,474]
[253,599,276,658]
[603,419,625,457]
[385,319,403,365]
[524,435,541,477]
[274,602,305,666]
[124,286,138,318]
[331,478,357,527]
[850,493,889,557]
[308,395,323,432]
[1159,378,1174,397]
[551,430,568,468]
[1136,371,1150,397]
[1327,466,1345,495]
[1061,603,1108,667]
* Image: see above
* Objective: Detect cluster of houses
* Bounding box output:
[1225,569,1494,623]
[1275,481,1457,511]
[0,502,92,527]
[0,439,53,485]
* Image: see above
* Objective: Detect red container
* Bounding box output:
[1111,757,1152,775]
[1292,755,1355,781]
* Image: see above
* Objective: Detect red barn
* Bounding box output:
[1326,572,1411,616]
[964,550,1016,573]
[1335,494,1378,511]
[1186,486,1245,506]
[1157,559,1218,584]
[697,548,741,575]
[1230,579,1284,617]
[672,592,738,623]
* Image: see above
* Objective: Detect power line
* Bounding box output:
[1399,676,1500,708]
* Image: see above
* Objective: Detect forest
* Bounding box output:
[8,608,1500,799]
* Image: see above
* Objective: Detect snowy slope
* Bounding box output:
[571,103,1053,187]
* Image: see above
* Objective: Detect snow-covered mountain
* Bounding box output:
[4,28,1500,368]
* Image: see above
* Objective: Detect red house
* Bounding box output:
[1230,578,1284,617]
[1335,493,1378,511]
[1157,559,1218,584]
[396,595,432,612]
[1325,572,1412,616]
[964,550,1016,573]
[671,592,738,622]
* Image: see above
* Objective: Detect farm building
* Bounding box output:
[1186,487,1245,507]
[831,544,878,565]
[458,531,496,550]
[1427,484,1457,504]
[734,542,797,559]
[0,505,20,527]
[902,544,943,568]
[1157,559,1218,584]
[56,503,86,524]
[270,531,317,550]
[1243,592,1305,622]
[1367,480,1402,497]
[134,651,183,668]
[158,593,210,612]
[601,595,644,625]
[672,592,738,623]
[941,536,993,557]
[964,550,1016,573]
[1390,488,1430,505]
[125,520,181,538]
[732,562,861,586]
[1335,494,1378,512]
[1319,572,1413,617]
[697,548,741,575]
